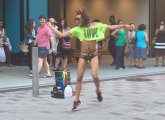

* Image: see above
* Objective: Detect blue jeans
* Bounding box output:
[116,46,125,69]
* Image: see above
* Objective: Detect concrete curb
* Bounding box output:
[0,72,164,93]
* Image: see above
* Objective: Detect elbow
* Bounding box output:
[111,33,115,36]
[59,33,68,38]
[58,34,64,38]
[56,33,63,38]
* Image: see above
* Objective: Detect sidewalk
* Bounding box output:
[0,58,165,92]
[1,58,165,120]
[0,73,165,120]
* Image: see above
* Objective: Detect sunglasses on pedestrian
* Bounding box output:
[75,18,81,21]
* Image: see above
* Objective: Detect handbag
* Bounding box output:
[20,42,28,53]
[62,39,71,49]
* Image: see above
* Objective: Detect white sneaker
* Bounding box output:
[29,73,32,77]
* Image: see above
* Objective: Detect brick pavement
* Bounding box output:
[1,74,165,120]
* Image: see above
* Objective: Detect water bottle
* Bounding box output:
[64,85,73,98]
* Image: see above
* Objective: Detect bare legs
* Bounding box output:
[155,56,159,67]
[54,57,61,68]
[74,58,86,101]
[38,58,44,74]
[135,58,138,66]
[90,56,101,93]
[54,56,68,68]
[49,54,53,65]
[155,55,165,67]
[63,57,68,68]
[38,58,51,76]
[136,58,144,68]
[74,56,101,102]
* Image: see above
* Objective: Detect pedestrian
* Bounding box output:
[93,19,104,64]
[48,18,58,68]
[134,24,149,68]
[111,20,127,70]
[153,21,165,67]
[0,19,12,66]
[108,15,117,65]
[53,18,71,70]
[24,19,37,77]
[127,23,137,67]
[36,15,55,78]
[48,9,130,111]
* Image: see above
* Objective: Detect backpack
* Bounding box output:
[51,68,71,99]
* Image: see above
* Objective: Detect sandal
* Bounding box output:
[42,75,52,78]
[134,65,138,68]
[138,66,145,68]
[154,64,158,67]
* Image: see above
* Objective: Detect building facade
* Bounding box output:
[0,0,165,63]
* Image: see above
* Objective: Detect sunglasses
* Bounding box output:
[75,18,81,21]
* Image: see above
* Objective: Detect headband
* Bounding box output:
[76,9,86,15]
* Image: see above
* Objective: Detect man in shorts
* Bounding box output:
[36,15,55,77]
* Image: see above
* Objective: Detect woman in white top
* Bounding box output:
[0,19,12,65]
[127,23,136,66]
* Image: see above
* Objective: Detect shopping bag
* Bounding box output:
[0,46,6,62]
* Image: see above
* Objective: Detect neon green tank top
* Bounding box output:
[70,23,108,42]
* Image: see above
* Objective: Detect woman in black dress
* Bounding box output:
[153,21,165,67]
[53,18,71,69]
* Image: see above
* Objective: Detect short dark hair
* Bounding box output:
[138,24,146,31]
[39,15,46,20]
[130,23,135,25]
[0,19,3,22]
[109,15,115,21]
[118,19,123,24]
[109,15,116,25]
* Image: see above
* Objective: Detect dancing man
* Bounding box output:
[48,9,131,111]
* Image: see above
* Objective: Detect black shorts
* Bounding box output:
[55,42,71,57]
[38,47,49,58]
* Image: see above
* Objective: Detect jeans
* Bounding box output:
[27,43,33,70]
[128,46,135,63]
[108,37,116,63]
[116,46,125,69]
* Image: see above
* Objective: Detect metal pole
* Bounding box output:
[32,47,39,96]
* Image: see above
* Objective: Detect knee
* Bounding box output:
[77,75,83,83]
[92,75,99,81]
